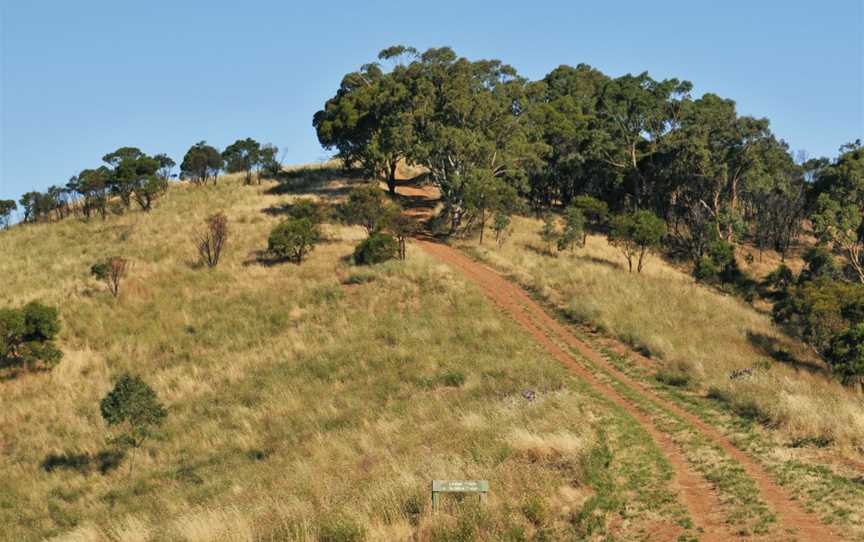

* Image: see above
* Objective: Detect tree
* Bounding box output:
[154,154,176,180]
[773,279,864,355]
[558,206,585,251]
[194,213,229,268]
[180,141,223,185]
[810,143,864,283]
[827,324,864,393]
[314,46,418,195]
[258,144,281,178]
[407,47,548,232]
[222,138,262,184]
[463,175,518,244]
[340,184,393,235]
[0,199,17,228]
[268,218,320,264]
[0,302,62,371]
[91,257,129,298]
[71,167,110,219]
[102,147,160,210]
[608,210,667,272]
[389,213,417,260]
[594,72,692,208]
[572,195,608,245]
[19,191,55,223]
[540,212,560,252]
[492,211,511,247]
[100,373,167,475]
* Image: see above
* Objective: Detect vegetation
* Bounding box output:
[0,199,17,228]
[268,217,321,264]
[353,232,399,265]
[0,301,62,372]
[0,172,695,540]
[194,212,229,269]
[180,141,223,185]
[100,373,167,475]
[607,210,666,273]
[90,257,129,298]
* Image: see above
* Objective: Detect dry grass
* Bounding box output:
[459,215,864,448]
[0,174,679,540]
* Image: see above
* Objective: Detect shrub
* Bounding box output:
[608,210,666,273]
[827,324,864,392]
[0,302,62,370]
[353,233,398,265]
[492,212,511,247]
[268,218,321,264]
[539,212,560,252]
[557,206,585,252]
[91,257,129,297]
[340,184,394,234]
[655,369,691,387]
[100,373,167,475]
[194,212,228,268]
[285,198,328,224]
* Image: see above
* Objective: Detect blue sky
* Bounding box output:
[1,0,862,209]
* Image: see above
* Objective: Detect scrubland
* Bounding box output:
[0,173,689,541]
[459,216,864,449]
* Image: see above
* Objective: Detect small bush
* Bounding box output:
[91,257,129,297]
[353,233,398,265]
[194,212,228,268]
[0,301,63,370]
[268,218,321,264]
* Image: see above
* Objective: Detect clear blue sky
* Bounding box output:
[1,0,862,210]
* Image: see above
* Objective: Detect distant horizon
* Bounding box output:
[2,0,862,215]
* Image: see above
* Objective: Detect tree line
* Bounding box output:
[0,138,281,226]
[315,45,864,390]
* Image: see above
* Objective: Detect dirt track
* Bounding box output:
[416,238,845,542]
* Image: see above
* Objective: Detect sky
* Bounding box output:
[1,0,862,213]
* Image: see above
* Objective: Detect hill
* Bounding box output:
[2,168,863,541]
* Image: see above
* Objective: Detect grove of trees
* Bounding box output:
[316,45,864,389]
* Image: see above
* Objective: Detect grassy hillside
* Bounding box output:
[0,174,691,541]
[459,216,864,448]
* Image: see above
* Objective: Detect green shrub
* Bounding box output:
[0,302,62,370]
[268,217,321,264]
[827,323,864,392]
[353,233,398,265]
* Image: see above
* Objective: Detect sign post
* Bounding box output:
[431,480,489,512]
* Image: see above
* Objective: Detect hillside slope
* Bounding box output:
[1,172,694,541]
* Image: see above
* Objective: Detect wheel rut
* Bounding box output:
[416,238,845,542]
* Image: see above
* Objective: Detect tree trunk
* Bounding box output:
[387,161,398,196]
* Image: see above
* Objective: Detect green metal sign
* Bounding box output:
[431,480,489,511]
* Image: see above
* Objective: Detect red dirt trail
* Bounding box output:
[415,238,846,542]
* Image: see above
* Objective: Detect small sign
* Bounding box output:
[431,480,489,511]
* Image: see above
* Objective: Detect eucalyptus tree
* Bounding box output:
[154,153,176,180]
[102,147,160,210]
[664,94,772,244]
[71,167,111,219]
[593,72,692,208]
[314,46,418,195]
[222,138,261,184]
[180,141,223,185]
[530,64,610,206]
[0,200,16,228]
[405,47,547,232]
[810,142,864,283]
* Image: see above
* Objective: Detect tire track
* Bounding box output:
[416,238,845,542]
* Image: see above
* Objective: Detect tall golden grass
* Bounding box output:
[0,173,675,541]
[460,215,864,448]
